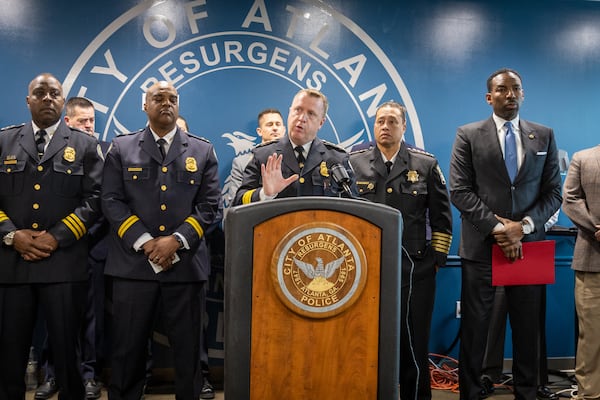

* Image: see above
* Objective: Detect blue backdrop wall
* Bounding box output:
[2,0,595,364]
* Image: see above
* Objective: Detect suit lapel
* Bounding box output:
[516,120,538,182]
[18,123,39,161]
[387,142,408,181]
[41,122,69,163]
[370,148,388,179]
[482,117,512,183]
[163,128,186,165]
[302,138,325,176]
[280,136,301,174]
[141,128,163,164]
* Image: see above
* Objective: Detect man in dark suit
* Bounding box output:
[233,88,356,204]
[0,73,104,400]
[449,68,562,400]
[350,101,452,400]
[101,81,221,400]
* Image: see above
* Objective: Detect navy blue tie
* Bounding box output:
[35,130,47,159]
[504,122,517,182]
[157,138,166,160]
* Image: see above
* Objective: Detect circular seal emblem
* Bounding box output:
[62,1,424,210]
[271,222,367,319]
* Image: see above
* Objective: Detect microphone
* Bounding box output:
[328,161,354,198]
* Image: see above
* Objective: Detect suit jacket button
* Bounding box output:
[387,187,393,193]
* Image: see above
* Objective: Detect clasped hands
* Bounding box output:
[14,229,58,262]
[143,235,180,271]
[492,215,524,262]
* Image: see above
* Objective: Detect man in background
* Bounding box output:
[34,96,105,400]
[222,108,285,209]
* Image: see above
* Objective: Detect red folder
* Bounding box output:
[492,240,555,286]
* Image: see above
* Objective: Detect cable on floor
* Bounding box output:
[428,353,459,391]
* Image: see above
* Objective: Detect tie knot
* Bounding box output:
[35,130,47,157]
[385,161,393,174]
[294,145,305,164]
[504,121,513,133]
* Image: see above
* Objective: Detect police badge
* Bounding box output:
[63,147,76,162]
[407,170,419,183]
[185,157,198,172]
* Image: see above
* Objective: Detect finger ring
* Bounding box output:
[154,258,159,262]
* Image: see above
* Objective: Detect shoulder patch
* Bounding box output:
[1,123,26,131]
[407,146,435,158]
[321,140,347,152]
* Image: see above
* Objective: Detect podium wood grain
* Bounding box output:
[249,210,381,399]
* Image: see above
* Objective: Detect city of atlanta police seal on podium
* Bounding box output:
[271,222,367,319]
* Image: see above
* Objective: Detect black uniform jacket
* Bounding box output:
[350,142,452,266]
[233,135,357,205]
[101,127,220,282]
[0,121,103,283]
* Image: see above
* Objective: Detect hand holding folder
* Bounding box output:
[492,240,555,286]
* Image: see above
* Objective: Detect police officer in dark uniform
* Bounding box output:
[0,73,104,400]
[349,101,452,400]
[233,88,356,205]
[101,81,221,400]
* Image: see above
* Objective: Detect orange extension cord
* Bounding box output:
[429,353,459,391]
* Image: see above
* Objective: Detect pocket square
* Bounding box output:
[536,151,547,156]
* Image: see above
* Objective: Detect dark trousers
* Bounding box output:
[399,253,436,400]
[459,259,543,400]
[41,253,106,382]
[482,286,550,385]
[108,278,203,400]
[0,282,87,400]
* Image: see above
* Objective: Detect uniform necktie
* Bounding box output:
[504,122,517,182]
[385,161,393,175]
[35,130,47,159]
[157,138,167,160]
[295,145,305,168]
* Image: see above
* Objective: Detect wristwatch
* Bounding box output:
[521,220,533,235]
[173,234,185,249]
[3,231,16,246]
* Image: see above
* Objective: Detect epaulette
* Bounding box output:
[68,127,90,136]
[349,147,371,155]
[322,140,347,152]
[255,139,279,148]
[407,146,435,158]
[187,133,211,144]
[1,123,25,131]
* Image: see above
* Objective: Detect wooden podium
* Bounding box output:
[224,197,402,399]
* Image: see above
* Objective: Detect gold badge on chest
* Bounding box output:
[406,170,419,183]
[320,161,329,177]
[185,157,198,172]
[63,147,76,162]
